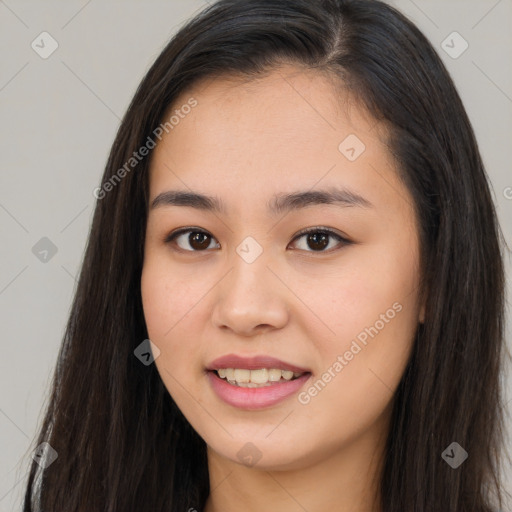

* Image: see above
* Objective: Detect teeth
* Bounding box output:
[268,368,282,382]
[250,368,268,384]
[215,368,304,386]
[234,369,251,383]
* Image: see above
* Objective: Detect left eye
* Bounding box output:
[164,227,350,253]
[165,228,220,252]
[290,228,350,252]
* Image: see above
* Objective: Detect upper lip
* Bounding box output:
[206,354,311,373]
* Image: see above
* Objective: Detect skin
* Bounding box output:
[141,64,425,512]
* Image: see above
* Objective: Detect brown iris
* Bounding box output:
[305,232,329,251]
[188,231,212,250]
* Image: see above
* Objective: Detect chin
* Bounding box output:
[207,434,317,471]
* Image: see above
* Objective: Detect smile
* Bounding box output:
[207,369,311,410]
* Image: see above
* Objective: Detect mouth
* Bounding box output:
[206,367,312,410]
[205,354,312,409]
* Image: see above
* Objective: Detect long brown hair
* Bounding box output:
[22,1,510,510]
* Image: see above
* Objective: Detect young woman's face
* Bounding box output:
[141,65,425,470]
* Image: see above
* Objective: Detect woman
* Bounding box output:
[22,0,510,511]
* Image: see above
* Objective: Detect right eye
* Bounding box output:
[164,228,221,252]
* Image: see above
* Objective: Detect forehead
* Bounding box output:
[158,64,368,149]
[147,64,405,218]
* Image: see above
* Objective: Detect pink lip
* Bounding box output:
[206,353,310,373]
[207,371,311,410]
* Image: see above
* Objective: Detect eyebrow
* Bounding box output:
[150,186,373,215]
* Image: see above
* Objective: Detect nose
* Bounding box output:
[210,250,290,337]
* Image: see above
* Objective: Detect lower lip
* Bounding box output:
[207,370,311,410]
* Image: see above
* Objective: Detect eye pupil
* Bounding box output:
[307,232,329,251]
[190,232,211,250]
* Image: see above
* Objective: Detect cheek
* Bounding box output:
[294,263,417,449]
[141,257,207,339]
[302,239,420,375]
[141,257,212,391]
[301,255,418,342]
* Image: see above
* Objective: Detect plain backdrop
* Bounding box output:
[1,1,511,510]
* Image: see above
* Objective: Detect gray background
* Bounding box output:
[1,0,511,510]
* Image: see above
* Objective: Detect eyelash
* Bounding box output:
[163,226,352,254]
